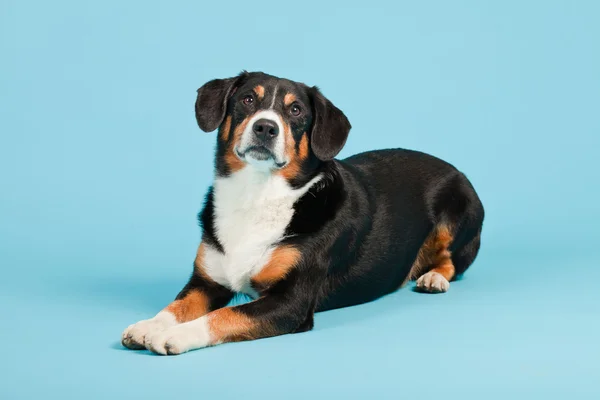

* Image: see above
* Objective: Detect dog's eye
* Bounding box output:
[290,103,302,117]
[242,95,254,105]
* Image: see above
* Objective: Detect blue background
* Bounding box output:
[1,0,599,398]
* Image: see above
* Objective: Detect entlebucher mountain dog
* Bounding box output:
[122,71,485,355]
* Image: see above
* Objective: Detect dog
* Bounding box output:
[121,71,485,355]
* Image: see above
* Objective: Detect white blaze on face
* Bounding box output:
[236,84,288,169]
[236,110,287,169]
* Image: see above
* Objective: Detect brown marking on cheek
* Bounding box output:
[251,245,301,289]
[405,224,455,283]
[278,132,309,181]
[254,85,265,99]
[224,116,251,173]
[282,122,294,155]
[297,133,309,160]
[284,93,297,106]
[207,308,272,344]
[220,116,232,141]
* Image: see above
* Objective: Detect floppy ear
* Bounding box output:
[309,87,352,161]
[195,72,247,132]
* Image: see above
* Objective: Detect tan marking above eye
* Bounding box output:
[254,85,265,99]
[284,93,297,106]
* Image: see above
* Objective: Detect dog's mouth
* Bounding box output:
[244,146,273,161]
[235,146,287,168]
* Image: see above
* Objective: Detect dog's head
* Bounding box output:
[195,71,351,184]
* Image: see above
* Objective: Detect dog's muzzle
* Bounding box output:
[235,112,287,169]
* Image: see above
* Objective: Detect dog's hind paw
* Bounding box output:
[415,271,450,293]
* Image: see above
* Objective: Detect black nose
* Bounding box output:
[252,119,279,140]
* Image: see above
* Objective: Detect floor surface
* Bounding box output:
[2,0,599,398]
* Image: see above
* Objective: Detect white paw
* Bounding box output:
[121,312,177,350]
[416,271,450,293]
[145,317,211,356]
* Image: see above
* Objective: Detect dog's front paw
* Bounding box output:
[145,318,211,355]
[416,271,450,293]
[122,312,177,350]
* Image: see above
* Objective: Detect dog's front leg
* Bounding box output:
[121,243,233,350]
[145,272,321,355]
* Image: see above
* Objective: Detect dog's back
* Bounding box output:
[309,149,485,310]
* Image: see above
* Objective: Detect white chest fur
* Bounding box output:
[202,167,321,295]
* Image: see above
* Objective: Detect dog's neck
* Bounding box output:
[209,166,323,277]
[213,166,322,211]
